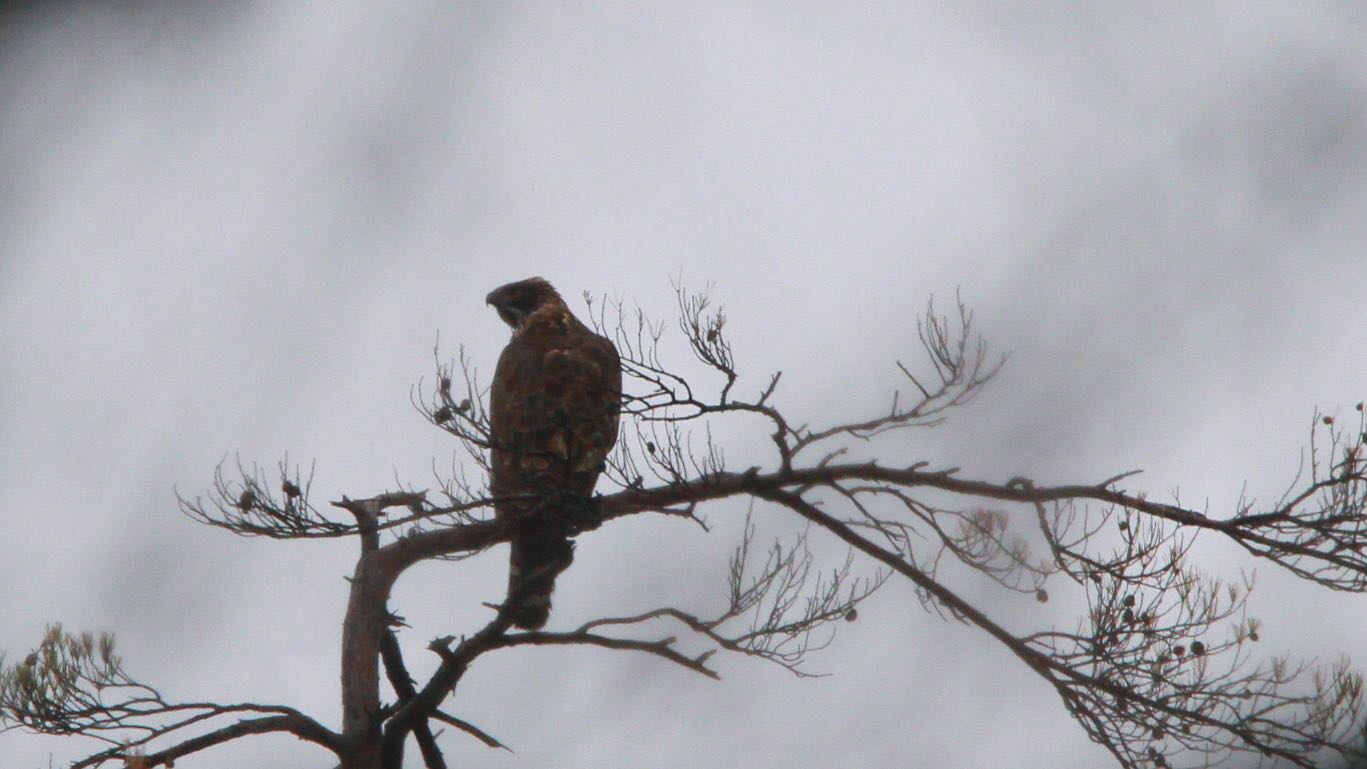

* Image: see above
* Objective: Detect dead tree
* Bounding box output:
[3,283,1366,769]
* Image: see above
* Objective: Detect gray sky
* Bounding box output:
[2,3,1365,767]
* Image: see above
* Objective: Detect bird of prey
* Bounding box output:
[486,277,622,629]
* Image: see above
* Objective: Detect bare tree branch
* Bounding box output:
[12,283,1365,769]
[379,627,445,769]
[0,625,343,767]
[428,710,509,752]
[491,631,720,680]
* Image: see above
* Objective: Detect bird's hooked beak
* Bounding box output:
[486,287,514,315]
[486,287,525,329]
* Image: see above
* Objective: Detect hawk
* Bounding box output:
[486,277,622,629]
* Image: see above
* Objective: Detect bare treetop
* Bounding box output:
[5,281,1365,769]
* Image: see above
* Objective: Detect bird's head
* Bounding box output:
[486,276,561,330]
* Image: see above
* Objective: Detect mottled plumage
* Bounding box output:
[486,277,621,629]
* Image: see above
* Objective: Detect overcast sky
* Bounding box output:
[2,3,1366,768]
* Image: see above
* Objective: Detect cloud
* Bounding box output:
[2,3,1364,767]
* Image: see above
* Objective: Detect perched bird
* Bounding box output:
[486,277,622,629]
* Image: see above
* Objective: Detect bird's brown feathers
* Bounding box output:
[486,277,621,628]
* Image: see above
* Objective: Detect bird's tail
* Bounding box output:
[506,531,574,630]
